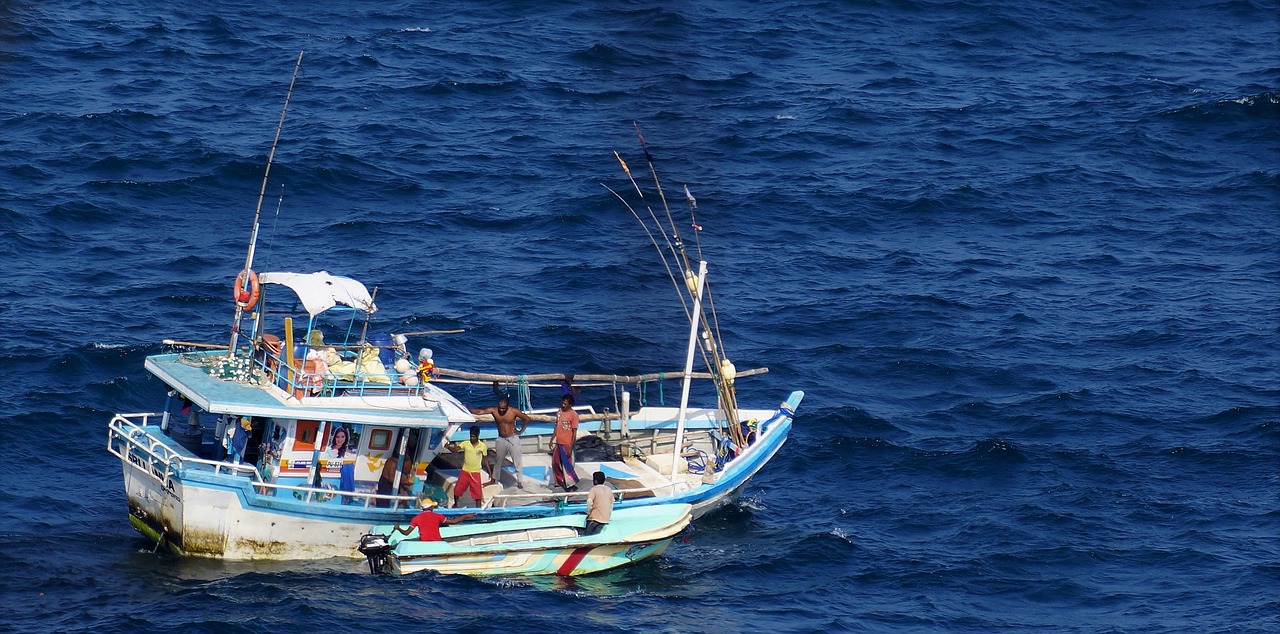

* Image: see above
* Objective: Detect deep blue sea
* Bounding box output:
[2,1,1277,632]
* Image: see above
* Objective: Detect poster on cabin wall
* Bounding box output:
[280,420,362,476]
[323,424,361,469]
[323,424,361,493]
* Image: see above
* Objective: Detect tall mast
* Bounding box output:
[228,51,304,357]
[671,260,708,476]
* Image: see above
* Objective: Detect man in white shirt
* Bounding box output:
[585,471,613,535]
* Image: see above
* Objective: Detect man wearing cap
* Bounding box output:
[469,395,531,489]
[392,498,475,541]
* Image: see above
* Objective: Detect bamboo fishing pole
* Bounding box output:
[634,123,688,270]
[617,129,744,441]
[609,154,690,320]
[357,286,379,344]
[434,366,767,384]
[638,129,741,437]
[228,50,304,357]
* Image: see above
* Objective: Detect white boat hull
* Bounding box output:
[110,392,802,560]
[122,461,372,559]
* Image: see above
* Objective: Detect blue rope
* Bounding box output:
[658,372,665,405]
[517,375,530,411]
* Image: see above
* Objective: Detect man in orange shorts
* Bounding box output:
[448,425,492,508]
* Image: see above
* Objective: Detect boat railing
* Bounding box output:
[108,414,421,510]
[107,413,177,489]
[481,479,694,509]
[175,453,263,479]
[108,413,262,483]
[244,480,419,510]
[246,346,426,400]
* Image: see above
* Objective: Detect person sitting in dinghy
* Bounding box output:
[585,471,613,535]
[392,497,475,541]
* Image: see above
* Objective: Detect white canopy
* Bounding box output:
[258,271,377,317]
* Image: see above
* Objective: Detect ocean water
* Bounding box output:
[1,1,1278,632]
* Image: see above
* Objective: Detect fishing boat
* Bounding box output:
[104,57,803,560]
[106,265,801,559]
[357,504,692,577]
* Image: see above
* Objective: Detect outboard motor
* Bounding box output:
[357,533,394,575]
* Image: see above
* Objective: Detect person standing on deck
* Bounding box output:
[585,471,613,535]
[551,395,580,492]
[257,427,283,495]
[447,425,491,507]
[470,395,531,489]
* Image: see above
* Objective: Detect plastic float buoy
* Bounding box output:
[720,358,737,385]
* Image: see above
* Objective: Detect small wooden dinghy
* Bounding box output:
[359,504,692,577]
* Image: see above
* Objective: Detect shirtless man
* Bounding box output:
[469,395,531,489]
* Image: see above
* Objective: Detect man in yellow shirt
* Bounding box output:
[447,425,491,508]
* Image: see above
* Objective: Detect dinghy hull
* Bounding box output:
[377,504,691,577]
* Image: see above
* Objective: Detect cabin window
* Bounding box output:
[294,420,320,451]
[369,428,393,451]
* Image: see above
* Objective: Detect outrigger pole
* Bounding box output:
[396,329,466,337]
[228,50,304,357]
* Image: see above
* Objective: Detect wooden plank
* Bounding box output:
[435,366,767,384]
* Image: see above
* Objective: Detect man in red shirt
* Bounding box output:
[392,498,474,541]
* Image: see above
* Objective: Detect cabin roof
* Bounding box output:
[145,352,470,427]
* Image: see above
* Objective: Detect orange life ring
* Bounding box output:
[234,269,261,309]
